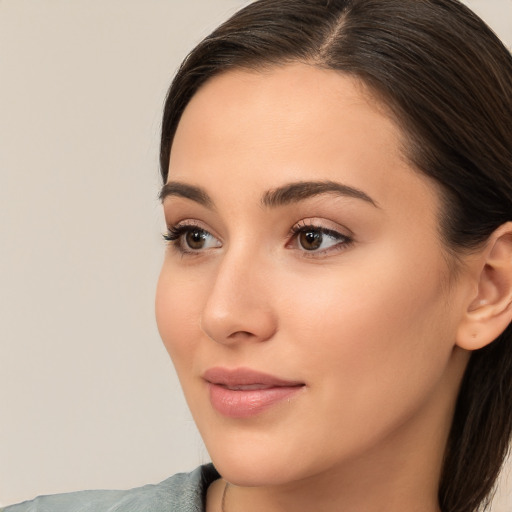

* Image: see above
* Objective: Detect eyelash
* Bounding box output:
[162,223,218,255]
[288,221,353,256]
[163,224,196,242]
[163,221,353,256]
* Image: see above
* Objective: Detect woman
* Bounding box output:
[5,0,512,511]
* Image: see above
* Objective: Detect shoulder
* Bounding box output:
[2,464,220,512]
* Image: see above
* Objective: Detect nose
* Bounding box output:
[200,249,278,345]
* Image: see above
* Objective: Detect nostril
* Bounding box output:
[227,331,254,339]
[199,271,278,344]
[200,309,277,345]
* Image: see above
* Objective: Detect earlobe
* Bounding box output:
[456,222,512,351]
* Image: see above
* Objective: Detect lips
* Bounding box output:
[203,367,305,418]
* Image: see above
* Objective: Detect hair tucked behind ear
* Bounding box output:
[160,1,512,510]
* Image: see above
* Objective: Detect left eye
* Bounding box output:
[291,225,351,252]
[163,225,221,253]
[183,228,216,250]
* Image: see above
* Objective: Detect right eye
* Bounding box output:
[163,224,222,254]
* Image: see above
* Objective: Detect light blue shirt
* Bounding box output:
[3,464,220,512]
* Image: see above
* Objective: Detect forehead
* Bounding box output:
[169,63,437,210]
[171,63,401,166]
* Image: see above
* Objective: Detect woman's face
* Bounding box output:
[156,64,470,487]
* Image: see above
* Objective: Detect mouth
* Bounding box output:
[202,367,305,418]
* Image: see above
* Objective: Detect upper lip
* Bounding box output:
[203,367,304,388]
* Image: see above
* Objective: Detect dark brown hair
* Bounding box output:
[159,1,512,511]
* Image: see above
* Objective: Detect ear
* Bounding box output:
[456,222,512,351]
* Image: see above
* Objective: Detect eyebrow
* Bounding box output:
[159,182,214,208]
[159,180,378,209]
[261,180,379,208]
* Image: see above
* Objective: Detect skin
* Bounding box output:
[155,63,475,512]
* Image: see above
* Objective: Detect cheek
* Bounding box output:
[267,258,456,465]
[155,264,203,369]
[281,249,448,339]
[277,246,454,410]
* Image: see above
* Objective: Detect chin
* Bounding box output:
[203,430,326,487]
[212,453,302,487]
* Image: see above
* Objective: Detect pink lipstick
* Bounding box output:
[203,367,305,418]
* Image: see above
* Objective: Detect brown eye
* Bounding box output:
[290,223,353,254]
[163,224,222,253]
[185,228,209,250]
[299,230,323,251]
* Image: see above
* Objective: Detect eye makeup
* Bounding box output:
[163,216,354,259]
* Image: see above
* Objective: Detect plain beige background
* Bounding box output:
[1,0,511,508]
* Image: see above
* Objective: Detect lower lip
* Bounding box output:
[207,383,304,418]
